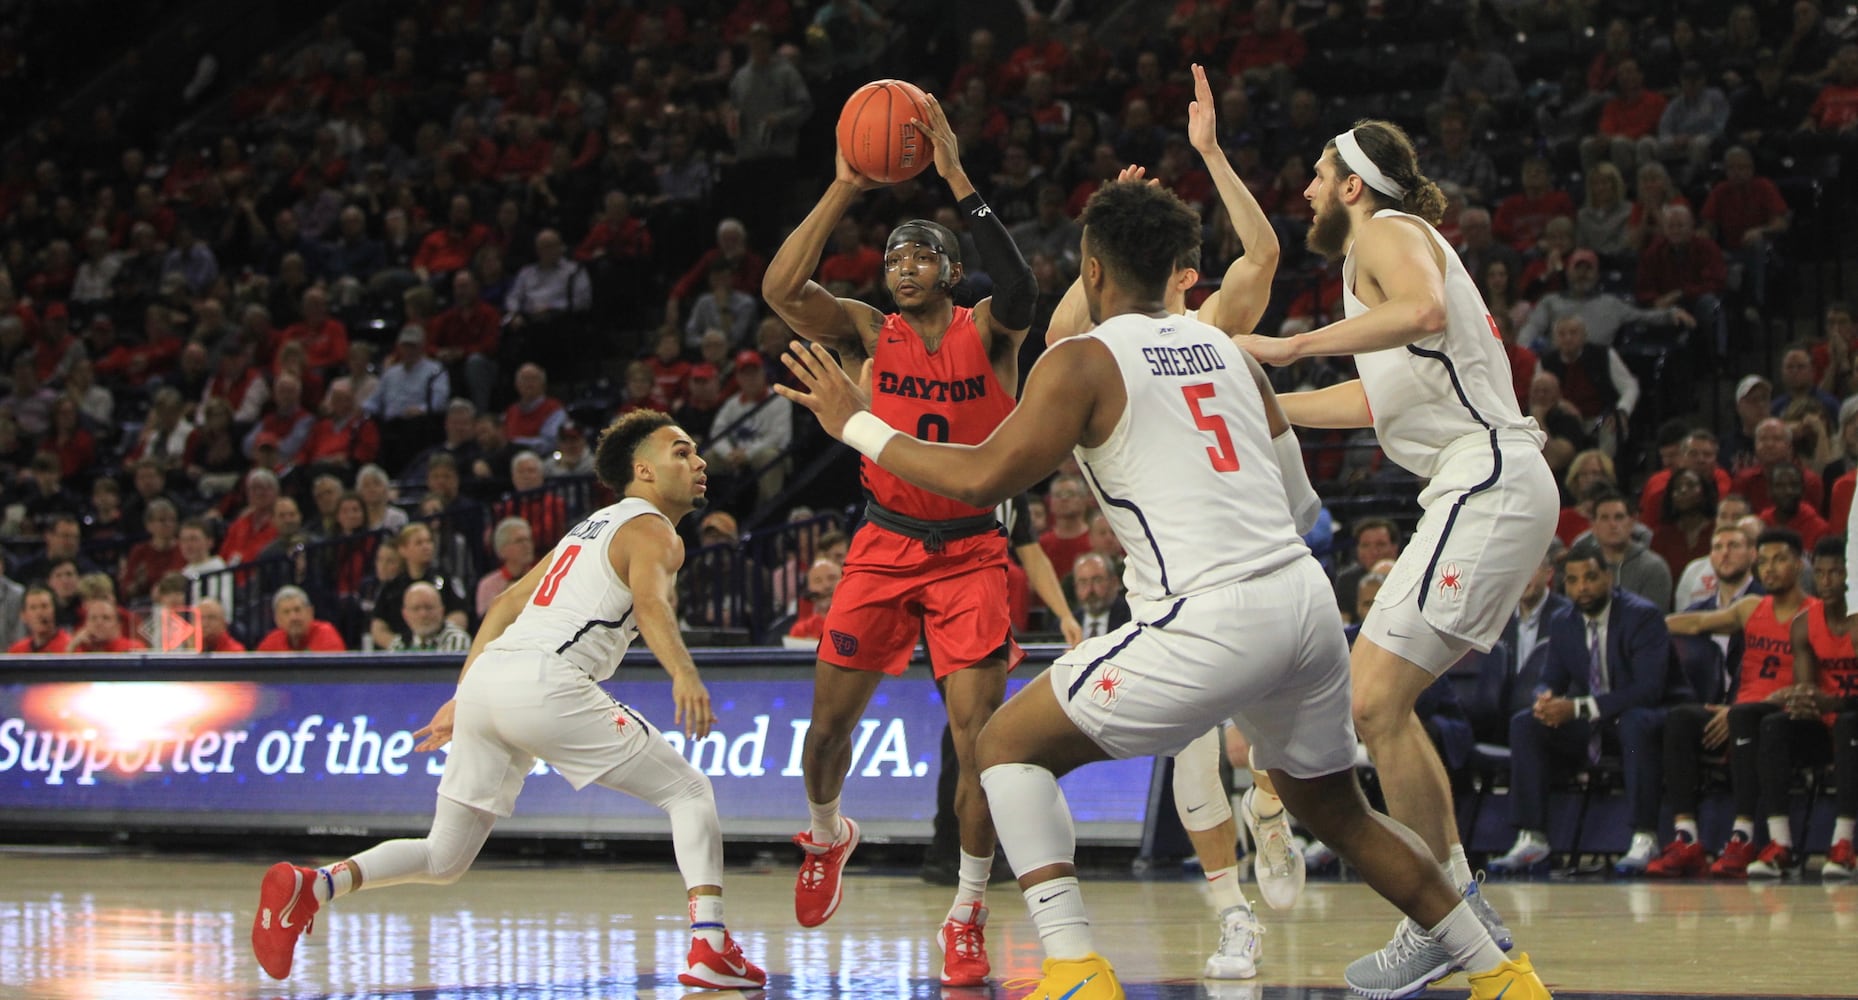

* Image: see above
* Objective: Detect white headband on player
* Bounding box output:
[1333,129,1406,200]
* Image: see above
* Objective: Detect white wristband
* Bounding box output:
[843,411,901,460]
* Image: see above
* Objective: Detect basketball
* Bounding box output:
[836,79,934,184]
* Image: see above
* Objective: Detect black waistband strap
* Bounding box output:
[863,501,1000,554]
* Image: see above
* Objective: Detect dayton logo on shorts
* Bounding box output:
[1088,665,1128,709]
[830,630,859,657]
[1436,562,1466,601]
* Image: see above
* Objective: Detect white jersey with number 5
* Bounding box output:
[485,496,662,681]
[1345,209,1544,482]
[1075,314,1306,604]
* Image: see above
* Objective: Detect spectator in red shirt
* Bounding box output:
[37,397,95,481]
[950,27,1010,101]
[1003,11,1069,96]
[503,362,568,452]
[413,194,489,283]
[815,217,881,300]
[69,597,147,653]
[1795,42,1858,154]
[1227,0,1306,95]
[256,585,348,652]
[1702,146,1791,306]
[646,330,691,408]
[1733,417,1824,513]
[427,269,501,414]
[1761,462,1829,552]
[121,499,186,602]
[1581,58,1667,178]
[303,382,381,473]
[664,218,767,332]
[496,450,570,550]
[220,468,281,566]
[273,286,349,372]
[7,586,70,654]
[1636,204,1728,352]
[1038,475,1094,588]
[475,516,535,618]
[243,372,317,466]
[195,597,247,653]
[1493,157,1577,252]
[575,190,654,266]
[783,558,841,649]
[495,115,553,183]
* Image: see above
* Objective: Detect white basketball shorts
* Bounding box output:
[1049,557,1358,780]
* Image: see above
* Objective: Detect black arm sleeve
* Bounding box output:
[959,192,1036,331]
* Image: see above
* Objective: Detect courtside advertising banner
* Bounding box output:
[0,667,1151,842]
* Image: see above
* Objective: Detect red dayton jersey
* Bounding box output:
[1737,595,1810,705]
[1807,604,1858,724]
[865,307,1014,521]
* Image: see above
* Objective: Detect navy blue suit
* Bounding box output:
[1508,587,1680,832]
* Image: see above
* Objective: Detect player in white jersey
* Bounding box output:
[249,411,766,991]
[777,179,1551,1000]
[1040,64,1301,982]
[1236,119,1559,996]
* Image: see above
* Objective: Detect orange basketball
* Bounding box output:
[836,79,934,184]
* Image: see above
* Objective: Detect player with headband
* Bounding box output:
[1236,120,1558,997]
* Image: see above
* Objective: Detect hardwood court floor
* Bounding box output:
[0,848,1850,999]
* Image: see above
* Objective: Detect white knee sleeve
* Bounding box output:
[595,734,723,889]
[353,796,496,889]
[1173,727,1233,832]
[981,762,1076,877]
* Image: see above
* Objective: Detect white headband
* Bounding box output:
[1333,129,1406,200]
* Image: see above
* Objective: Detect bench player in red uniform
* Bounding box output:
[762,93,1036,986]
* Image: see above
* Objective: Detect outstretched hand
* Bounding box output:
[1187,64,1219,156]
[775,340,872,441]
[414,699,456,752]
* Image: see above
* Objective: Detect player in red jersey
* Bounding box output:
[762,93,1035,986]
[1652,528,1811,877]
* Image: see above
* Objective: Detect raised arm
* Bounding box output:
[1187,64,1278,339]
[777,337,1107,509]
[615,514,715,738]
[761,151,886,362]
[1240,347,1320,533]
[914,95,1035,356]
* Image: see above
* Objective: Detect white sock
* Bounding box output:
[1630,830,1658,851]
[689,894,725,948]
[1674,817,1699,843]
[1205,865,1246,914]
[1429,900,1507,974]
[808,796,844,845]
[1447,843,1474,887]
[1732,818,1755,842]
[1835,817,1855,844]
[1767,816,1793,849]
[1250,786,1283,819]
[1023,876,1093,960]
[951,850,991,915]
[311,862,355,904]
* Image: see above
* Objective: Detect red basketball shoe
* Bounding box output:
[1646,838,1708,878]
[938,901,990,986]
[679,932,767,989]
[793,816,860,927]
[1710,837,1758,878]
[251,862,320,979]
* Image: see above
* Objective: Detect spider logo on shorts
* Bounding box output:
[1088,665,1127,708]
[1436,562,1465,601]
[611,708,629,732]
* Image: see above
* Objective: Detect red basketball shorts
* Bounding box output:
[819,524,1024,678]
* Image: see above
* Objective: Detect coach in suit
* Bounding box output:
[1482,541,1575,744]
[1070,552,1131,640]
[1490,539,1688,871]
